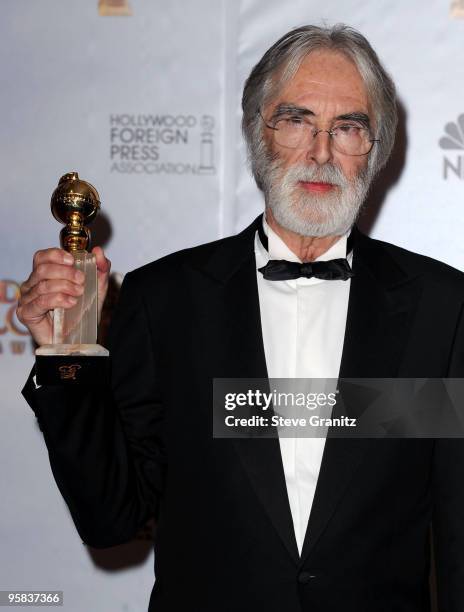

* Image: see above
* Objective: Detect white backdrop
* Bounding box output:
[1,1,463,610]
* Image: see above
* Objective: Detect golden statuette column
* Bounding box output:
[35,172,109,385]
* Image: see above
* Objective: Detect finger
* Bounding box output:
[21,249,75,295]
[17,292,78,323]
[33,248,75,268]
[20,279,84,306]
[92,246,111,275]
[25,263,85,293]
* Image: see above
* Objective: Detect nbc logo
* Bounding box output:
[439,114,464,179]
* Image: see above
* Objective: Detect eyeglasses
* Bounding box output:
[259,110,379,156]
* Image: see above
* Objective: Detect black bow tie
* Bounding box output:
[257,221,355,282]
[259,258,354,281]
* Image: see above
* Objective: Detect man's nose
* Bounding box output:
[305,130,333,165]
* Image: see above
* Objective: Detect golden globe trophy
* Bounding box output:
[35,172,109,385]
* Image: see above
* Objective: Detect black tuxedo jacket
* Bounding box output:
[23,216,464,612]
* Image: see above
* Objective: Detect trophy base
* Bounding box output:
[35,344,109,386]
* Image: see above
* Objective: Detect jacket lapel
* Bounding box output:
[200,215,300,565]
[299,227,422,564]
[338,227,422,379]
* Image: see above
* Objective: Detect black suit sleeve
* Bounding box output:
[432,302,464,611]
[22,272,166,548]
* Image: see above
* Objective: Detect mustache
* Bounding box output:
[282,163,348,187]
[266,160,350,189]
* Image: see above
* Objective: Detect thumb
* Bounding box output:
[92,246,111,275]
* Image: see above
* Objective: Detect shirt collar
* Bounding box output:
[262,213,349,263]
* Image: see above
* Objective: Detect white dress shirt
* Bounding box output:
[255,215,352,554]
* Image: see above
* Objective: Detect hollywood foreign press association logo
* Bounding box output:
[439,114,464,179]
[109,113,217,176]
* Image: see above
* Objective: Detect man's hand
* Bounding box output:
[17,246,111,347]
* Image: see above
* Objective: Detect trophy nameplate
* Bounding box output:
[35,172,109,385]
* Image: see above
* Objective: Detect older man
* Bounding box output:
[19,24,464,612]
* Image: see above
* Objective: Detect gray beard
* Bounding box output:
[262,161,371,237]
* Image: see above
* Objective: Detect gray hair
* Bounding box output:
[241,24,398,190]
